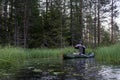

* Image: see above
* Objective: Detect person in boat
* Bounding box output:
[75,40,86,55]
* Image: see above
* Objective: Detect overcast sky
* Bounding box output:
[115,1,120,30]
[102,0,120,30]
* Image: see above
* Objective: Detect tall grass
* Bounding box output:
[1,44,120,69]
[26,47,76,59]
[0,46,26,69]
[0,46,76,69]
[95,44,120,64]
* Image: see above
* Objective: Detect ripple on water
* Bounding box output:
[99,65,120,80]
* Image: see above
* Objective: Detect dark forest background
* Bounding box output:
[0,0,120,48]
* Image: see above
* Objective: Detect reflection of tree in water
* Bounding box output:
[63,58,101,80]
[14,59,102,80]
[14,60,64,80]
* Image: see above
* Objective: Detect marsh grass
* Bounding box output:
[95,44,120,64]
[0,46,76,69]
[1,44,120,69]
[26,47,76,58]
[0,47,26,69]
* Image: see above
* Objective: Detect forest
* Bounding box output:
[0,0,119,48]
[0,0,120,80]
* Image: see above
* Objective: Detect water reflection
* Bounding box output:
[1,59,120,80]
[63,59,101,80]
[14,58,101,80]
[99,65,120,80]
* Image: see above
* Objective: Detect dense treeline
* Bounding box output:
[0,0,119,48]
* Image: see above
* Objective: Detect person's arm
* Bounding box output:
[75,44,82,47]
[75,44,82,49]
[83,45,86,48]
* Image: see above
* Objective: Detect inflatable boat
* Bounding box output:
[63,52,95,59]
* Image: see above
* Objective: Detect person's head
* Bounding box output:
[79,40,82,44]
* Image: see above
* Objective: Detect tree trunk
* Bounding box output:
[9,0,14,45]
[14,1,20,47]
[14,13,19,46]
[60,0,66,48]
[43,0,49,47]
[94,0,97,47]
[3,0,8,44]
[24,0,29,48]
[0,1,2,28]
[97,0,100,46]
[70,0,74,46]
[79,0,83,40]
[111,0,114,43]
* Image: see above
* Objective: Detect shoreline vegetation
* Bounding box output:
[95,44,120,64]
[0,44,120,69]
[0,46,75,69]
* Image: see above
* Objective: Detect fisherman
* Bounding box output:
[75,40,86,55]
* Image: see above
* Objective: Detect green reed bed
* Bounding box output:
[0,46,75,69]
[26,47,76,59]
[95,44,120,64]
[0,47,26,69]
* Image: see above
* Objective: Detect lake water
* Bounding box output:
[1,58,120,80]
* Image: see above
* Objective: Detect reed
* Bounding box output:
[95,44,120,64]
[1,44,120,69]
[0,46,26,69]
[0,46,75,69]
[26,47,76,59]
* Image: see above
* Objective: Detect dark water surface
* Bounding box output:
[0,58,120,80]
